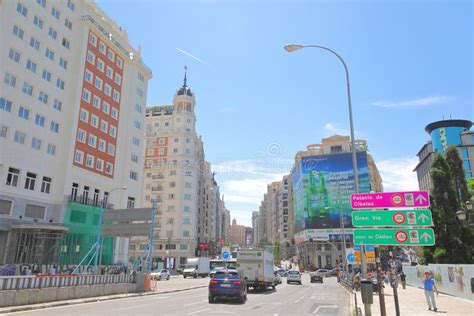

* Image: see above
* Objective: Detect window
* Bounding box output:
[99,41,106,54]
[86,154,94,168]
[129,171,138,180]
[64,18,72,30]
[13,25,24,39]
[107,49,115,62]
[185,182,192,188]
[62,38,70,49]
[116,57,123,69]
[114,73,122,85]
[107,143,115,156]
[132,136,139,146]
[67,0,75,11]
[84,69,93,83]
[25,204,45,219]
[25,172,37,190]
[184,194,191,200]
[110,125,117,138]
[104,84,111,96]
[37,0,46,7]
[111,107,118,119]
[31,137,41,150]
[26,59,37,73]
[48,27,57,40]
[169,182,176,188]
[95,77,103,90]
[47,143,56,156]
[0,199,13,215]
[42,70,52,82]
[0,98,12,112]
[53,99,62,111]
[112,90,120,102]
[30,37,40,50]
[100,120,108,133]
[166,218,174,224]
[6,168,20,186]
[173,148,178,154]
[184,206,191,213]
[136,88,143,97]
[92,96,101,108]
[131,153,138,163]
[44,48,54,61]
[77,129,86,143]
[86,51,95,65]
[50,121,59,133]
[40,177,52,194]
[135,104,142,113]
[96,158,104,171]
[106,66,113,79]
[133,120,141,130]
[97,59,104,72]
[127,197,135,209]
[102,101,110,114]
[88,134,97,147]
[4,73,16,87]
[22,83,33,96]
[59,58,68,70]
[461,148,469,158]
[183,231,190,237]
[56,78,65,90]
[82,89,91,102]
[74,150,83,164]
[51,7,60,19]
[18,107,29,120]
[138,72,144,82]
[98,139,106,152]
[0,126,7,138]
[14,131,26,144]
[169,170,176,176]
[90,115,98,128]
[8,49,20,63]
[185,171,192,176]
[38,91,49,104]
[183,218,191,225]
[35,114,45,127]
[180,244,188,250]
[33,16,43,29]
[17,3,28,17]
[79,109,88,122]
[105,162,113,175]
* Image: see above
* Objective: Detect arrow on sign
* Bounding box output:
[421,232,433,242]
[418,213,429,223]
[415,194,427,204]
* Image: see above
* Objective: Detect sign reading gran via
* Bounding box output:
[352,210,433,227]
[354,228,435,246]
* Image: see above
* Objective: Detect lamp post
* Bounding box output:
[284,44,364,276]
[93,186,127,274]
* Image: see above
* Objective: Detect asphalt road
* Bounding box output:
[9,274,350,316]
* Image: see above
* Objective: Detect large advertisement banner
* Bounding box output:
[293,152,371,233]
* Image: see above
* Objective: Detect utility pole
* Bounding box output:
[148,199,156,273]
[375,247,386,316]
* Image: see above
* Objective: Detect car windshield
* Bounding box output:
[214,272,239,278]
[288,271,299,275]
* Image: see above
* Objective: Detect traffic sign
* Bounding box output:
[352,209,433,227]
[351,191,430,209]
[354,228,435,246]
[222,251,230,260]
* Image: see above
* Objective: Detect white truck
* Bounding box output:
[183,257,210,278]
[237,248,276,291]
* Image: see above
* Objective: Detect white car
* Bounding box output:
[314,269,330,277]
[151,269,170,281]
[286,270,302,285]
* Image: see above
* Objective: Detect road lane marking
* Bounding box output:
[294,294,306,304]
[187,308,211,315]
[313,305,338,314]
[184,300,208,307]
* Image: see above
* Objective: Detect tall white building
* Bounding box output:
[0,0,151,265]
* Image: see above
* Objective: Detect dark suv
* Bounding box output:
[208,269,247,304]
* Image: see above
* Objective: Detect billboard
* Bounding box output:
[293,151,371,233]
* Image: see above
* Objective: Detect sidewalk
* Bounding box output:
[355,285,474,316]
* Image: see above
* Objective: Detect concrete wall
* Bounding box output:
[0,283,137,307]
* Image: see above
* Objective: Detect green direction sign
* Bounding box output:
[352,210,433,227]
[354,228,435,246]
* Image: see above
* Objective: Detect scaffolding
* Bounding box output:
[6,224,68,264]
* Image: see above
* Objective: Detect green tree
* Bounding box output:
[445,145,471,204]
[425,153,472,263]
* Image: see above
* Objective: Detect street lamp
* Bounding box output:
[457,201,472,221]
[284,43,363,274]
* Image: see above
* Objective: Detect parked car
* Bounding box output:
[314,269,330,277]
[276,268,287,278]
[286,270,302,285]
[274,271,282,284]
[329,268,341,277]
[151,269,170,281]
[208,270,247,304]
[310,271,323,283]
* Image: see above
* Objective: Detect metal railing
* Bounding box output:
[0,274,135,291]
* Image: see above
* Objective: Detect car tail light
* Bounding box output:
[232,281,241,285]
[210,280,218,285]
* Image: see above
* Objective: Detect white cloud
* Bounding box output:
[223,176,285,206]
[324,122,350,135]
[213,158,293,177]
[372,96,454,108]
[228,210,254,227]
[377,157,419,191]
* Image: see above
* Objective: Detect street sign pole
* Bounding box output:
[375,247,386,316]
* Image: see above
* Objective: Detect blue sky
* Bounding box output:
[97,0,473,226]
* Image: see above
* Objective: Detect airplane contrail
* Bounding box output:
[176,48,209,65]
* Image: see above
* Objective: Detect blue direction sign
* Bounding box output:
[222,251,230,260]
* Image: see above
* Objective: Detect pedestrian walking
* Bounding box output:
[423,272,438,312]
[50,264,57,275]
[400,271,406,289]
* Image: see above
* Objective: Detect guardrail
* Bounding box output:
[0,274,135,291]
